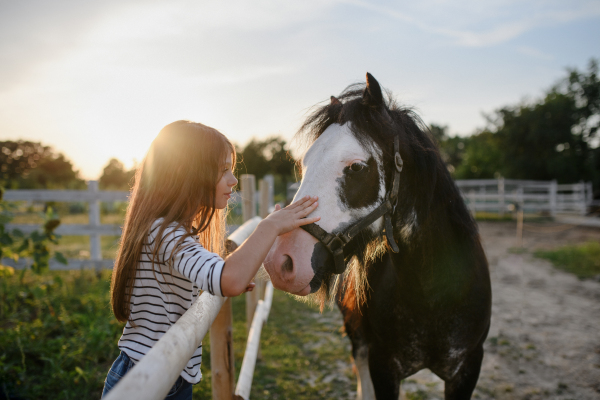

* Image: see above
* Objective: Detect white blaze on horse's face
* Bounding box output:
[264,122,386,296]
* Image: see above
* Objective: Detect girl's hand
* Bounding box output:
[243,282,256,293]
[265,196,320,236]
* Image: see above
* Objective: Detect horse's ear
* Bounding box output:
[363,72,384,107]
[330,96,341,105]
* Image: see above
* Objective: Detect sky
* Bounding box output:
[1,0,599,179]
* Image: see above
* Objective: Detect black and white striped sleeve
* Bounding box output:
[157,226,225,297]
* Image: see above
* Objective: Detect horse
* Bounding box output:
[264,73,492,399]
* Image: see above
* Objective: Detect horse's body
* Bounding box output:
[264,74,491,399]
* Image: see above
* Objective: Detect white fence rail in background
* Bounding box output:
[456,179,594,216]
[2,178,595,271]
[3,180,127,270]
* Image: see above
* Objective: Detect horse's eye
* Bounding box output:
[350,163,365,172]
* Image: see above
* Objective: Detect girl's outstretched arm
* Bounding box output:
[220,196,319,297]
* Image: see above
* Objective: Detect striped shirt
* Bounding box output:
[118,219,225,384]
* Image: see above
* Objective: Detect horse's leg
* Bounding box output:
[354,345,376,400]
[368,344,403,400]
[342,309,375,400]
[442,345,484,400]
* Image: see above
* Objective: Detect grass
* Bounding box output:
[11,212,125,226]
[472,211,553,222]
[0,269,123,399]
[534,241,600,279]
[0,269,354,399]
[473,212,514,221]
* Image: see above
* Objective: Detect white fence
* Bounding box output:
[456,179,594,216]
[2,180,244,270]
[2,178,595,270]
[4,180,126,269]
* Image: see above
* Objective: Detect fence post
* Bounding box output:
[241,175,256,223]
[88,181,102,266]
[549,180,557,217]
[578,180,586,216]
[516,186,524,213]
[241,175,259,334]
[263,174,274,213]
[210,298,235,400]
[210,175,261,400]
[258,179,271,301]
[468,190,476,218]
[259,179,270,219]
[498,177,505,217]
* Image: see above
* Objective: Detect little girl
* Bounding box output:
[102,121,318,399]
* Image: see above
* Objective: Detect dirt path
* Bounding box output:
[401,221,600,400]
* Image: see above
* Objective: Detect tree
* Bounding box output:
[491,92,585,182]
[564,59,600,144]
[430,124,470,176]
[0,141,85,189]
[237,139,271,179]
[237,136,295,180]
[436,58,600,188]
[99,158,135,190]
[236,136,296,199]
[454,131,502,179]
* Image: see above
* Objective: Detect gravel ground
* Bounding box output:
[399,220,600,400]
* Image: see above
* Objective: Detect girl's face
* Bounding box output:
[215,153,237,209]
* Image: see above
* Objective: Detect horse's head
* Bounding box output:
[265,73,444,307]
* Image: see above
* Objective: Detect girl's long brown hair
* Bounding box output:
[111,120,235,322]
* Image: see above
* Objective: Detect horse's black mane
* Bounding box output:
[298,84,428,153]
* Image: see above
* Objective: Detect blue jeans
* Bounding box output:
[102,351,193,399]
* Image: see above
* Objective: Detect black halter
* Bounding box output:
[300,135,403,275]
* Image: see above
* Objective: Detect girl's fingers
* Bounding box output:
[289,197,309,210]
[297,216,320,226]
[290,195,317,210]
[298,201,318,217]
[297,197,317,212]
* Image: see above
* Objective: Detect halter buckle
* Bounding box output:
[395,152,403,172]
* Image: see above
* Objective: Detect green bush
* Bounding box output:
[1,186,68,274]
[535,241,600,278]
[0,269,123,399]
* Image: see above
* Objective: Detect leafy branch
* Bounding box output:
[0,187,67,274]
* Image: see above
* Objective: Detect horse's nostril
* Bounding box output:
[282,255,293,274]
